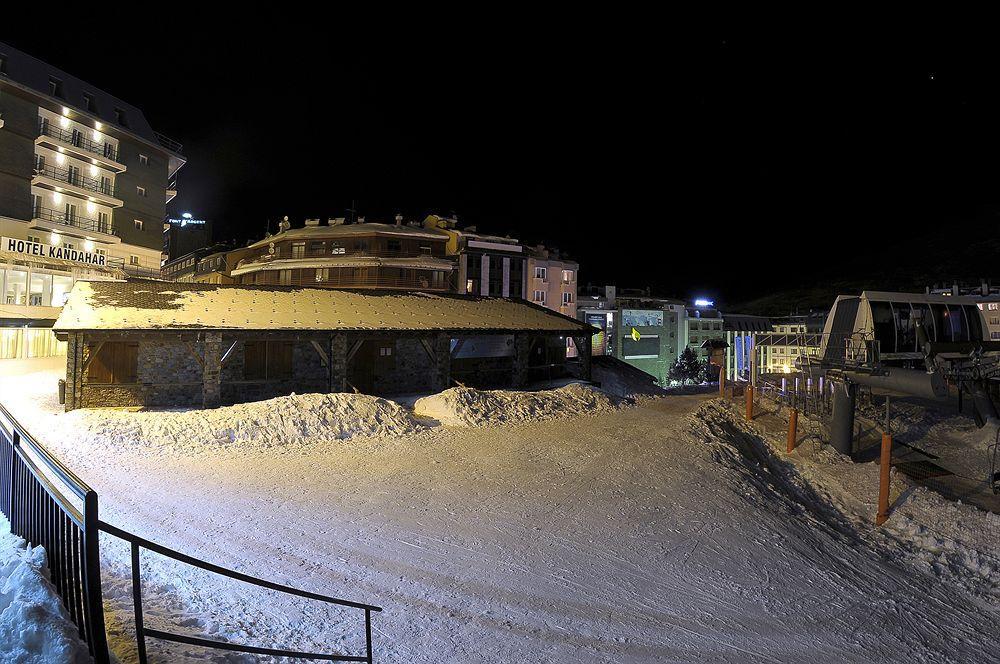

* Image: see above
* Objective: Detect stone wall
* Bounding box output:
[220,337,328,404]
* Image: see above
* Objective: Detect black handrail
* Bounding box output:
[38,120,119,162]
[34,163,118,198]
[32,206,117,236]
[0,402,110,663]
[99,520,381,663]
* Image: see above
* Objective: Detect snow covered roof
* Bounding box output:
[246,223,450,250]
[53,281,593,334]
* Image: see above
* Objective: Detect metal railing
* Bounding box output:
[32,206,116,236]
[34,163,118,198]
[0,401,384,663]
[0,402,110,662]
[38,120,120,162]
[154,131,183,154]
[100,520,381,663]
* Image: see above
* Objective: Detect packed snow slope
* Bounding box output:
[0,515,92,664]
[2,359,1000,662]
[413,383,619,426]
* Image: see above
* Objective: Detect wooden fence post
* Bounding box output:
[787,408,798,453]
[745,386,754,421]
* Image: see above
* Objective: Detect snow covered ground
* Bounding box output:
[0,514,92,663]
[2,358,1000,662]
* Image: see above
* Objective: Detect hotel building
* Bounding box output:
[0,41,184,334]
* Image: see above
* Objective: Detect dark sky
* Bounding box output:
[5,24,1000,308]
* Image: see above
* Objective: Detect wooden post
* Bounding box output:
[745,385,754,421]
[876,432,892,525]
[718,366,725,397]
[787,408,798,453]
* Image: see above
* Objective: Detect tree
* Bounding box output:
[669,347,702,384]
[698,358,720,384]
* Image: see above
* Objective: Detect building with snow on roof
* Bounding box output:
[53,281,595,410]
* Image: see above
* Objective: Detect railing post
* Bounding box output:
[10,431,19,534]
[83,490,111,663]
[132,541,148,664]
[787,408,798,453]
[365,608,373,664]
[745,385,754,421]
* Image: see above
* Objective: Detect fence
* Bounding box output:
[0,328,67,360]
[0,401,108,661]
[0,400,382,662]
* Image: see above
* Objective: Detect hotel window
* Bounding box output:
[315,268,328,282]
[49,77,64,98]
[534,266,547,280]
[129,255,139,266]
[279,269,292,285]
[101,176,112,194]
[309,241,324,255]
[64,242,76,251]
[533,290,546,303]
[98,212,110,233]
[134,220,144,230]
[420,245,432,255]
[114,108,128,127]
[3,269,25,304]
[139,154,148,166]
[291,242,306,259]
[562,292,573,304]
[27,235,40,244]
[387,239,402,253]
[52,275,73,306]
[990,303,999,311]
[88,342,138,384]
[82,92,96,112]
[136,186,146,197]
[29,273,52,307]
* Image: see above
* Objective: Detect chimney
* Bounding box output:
[395,213,403,227]
[304,218,321,227]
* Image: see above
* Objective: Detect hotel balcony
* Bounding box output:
[36,121,126,173]
[29,206,120,243]
[31,164,123,208]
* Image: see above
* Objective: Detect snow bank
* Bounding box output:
[64,392,425,456]
[0,516,91,663]
[413,383,618,427]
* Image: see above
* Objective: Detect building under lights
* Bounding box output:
[0,41,184,341]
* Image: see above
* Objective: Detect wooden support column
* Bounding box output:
[512,333,530,388]
[202,332,222,409]
[434,333,451,390]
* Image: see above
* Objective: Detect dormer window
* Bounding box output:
[114,108,128,127]
[48,77,64,97]
[82,92,97,112]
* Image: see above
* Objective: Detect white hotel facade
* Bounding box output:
[0,41,183,350]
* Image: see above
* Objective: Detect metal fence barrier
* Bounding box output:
[0,400,382,662]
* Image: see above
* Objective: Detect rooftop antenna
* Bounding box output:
[346,200,358,224]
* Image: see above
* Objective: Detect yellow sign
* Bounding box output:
[631,327,641,342]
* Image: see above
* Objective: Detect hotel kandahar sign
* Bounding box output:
[2,237,107,267]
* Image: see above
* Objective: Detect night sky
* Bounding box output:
[5,25,1000,311]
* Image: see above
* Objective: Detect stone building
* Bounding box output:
[53,281,594,411]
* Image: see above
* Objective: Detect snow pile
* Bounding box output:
[0,516,92,663]
[65,392,425,455]
[413,383,618,427]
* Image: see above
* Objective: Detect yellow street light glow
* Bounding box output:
[89,165,98,177]
[94,121,103,130]
[50,232,61,245]
[93,131,101,141]
[53,193,62,203]
[59,116,70,128]
[84,240,95,252]
[55,153,66,165]
[86,202,96,214]
[62,107,70,115]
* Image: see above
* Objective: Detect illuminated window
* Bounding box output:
[139,154,148,166]
[48,77,63,97]
[134,219,143,230]
[136,186,146,197]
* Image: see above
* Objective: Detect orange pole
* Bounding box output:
[787,408,798,453]
[745,385,754,421]
[876,432,892,525]
[719,367,726,397]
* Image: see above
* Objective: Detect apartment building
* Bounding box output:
[423,214,525,298]
[229,217,454,290]
[525,244,578,318]
[682,305,724,361]
[0,41,184,327]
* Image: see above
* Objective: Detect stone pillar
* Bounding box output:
[434,333,451,390]
[330,333,348,392]
[574,334,592,382]
[202,332,222,409]
[65,332,83,412]
[512,333,530,387]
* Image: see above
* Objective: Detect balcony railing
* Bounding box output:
[34,163,117,197]
[259,247,446,261]
[241,270,450,290]
[38,120,119,162]
[154,131,183,154]
[32,206,116,236]
[106,257,161,278]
